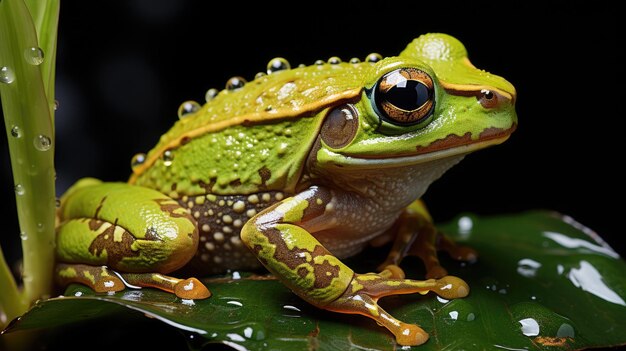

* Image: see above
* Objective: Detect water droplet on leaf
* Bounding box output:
[34,134,52,151]
[314,60,325,66]
[557,323,575,337]
[349,57,361,64]
[24,47,44,65]
[0,66,15,84]
[178,100,201,119]
[20,231,27,241]
[254,72,266,80]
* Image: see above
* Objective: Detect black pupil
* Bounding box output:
[385,80,430,111]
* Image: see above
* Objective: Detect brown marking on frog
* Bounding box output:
[88,220,139,266]
[300,187,332,222]
[415,132,472,154]
[154,198,199,242]
[263,227,339,289]
[229,179,242,187]
[88,196,109,231]
[180,136,191,145]
[198,179,216,194]
[258,166,271,188]
[154,198,194,220]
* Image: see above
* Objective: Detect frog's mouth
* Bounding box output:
[323,124,516,169]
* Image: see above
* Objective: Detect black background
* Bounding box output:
[1,0,624,349]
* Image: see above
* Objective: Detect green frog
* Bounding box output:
[55,33,517,346]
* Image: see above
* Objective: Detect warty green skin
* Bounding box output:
[55,33,517,346]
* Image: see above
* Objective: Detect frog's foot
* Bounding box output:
[377,212,477,279]
[56,263,210,299]
[325,273,469,346]
[117,272,211,299]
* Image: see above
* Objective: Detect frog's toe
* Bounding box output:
[395,323,429,346]
[433,275,469,299]
[93,275,125,293]
[174,277,211,299]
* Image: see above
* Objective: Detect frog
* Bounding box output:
[54,33,517,346]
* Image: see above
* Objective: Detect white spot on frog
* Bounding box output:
[277,82,296,100]
[183,280,194,291]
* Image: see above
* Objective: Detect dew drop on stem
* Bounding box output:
[34,134,52,151]
[0,66,15,84]
[24,47,44,65]
[14,184,25,195]
[11,125,22,138]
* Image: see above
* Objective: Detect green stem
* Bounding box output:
[0,246,27,326]
[0,0,58,327]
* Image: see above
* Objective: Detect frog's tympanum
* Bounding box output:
[55,33,516,346]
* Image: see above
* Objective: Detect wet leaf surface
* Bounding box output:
[4,211,626,350]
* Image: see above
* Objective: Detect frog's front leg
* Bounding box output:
[55,178,210,299]
[377,200,477,279]
[240,186,469,346]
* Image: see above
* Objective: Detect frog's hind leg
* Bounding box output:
[55,179,210,299]
[240,186,470,346]
[377,199,476,279]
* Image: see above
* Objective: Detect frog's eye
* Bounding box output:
[373,68,435,126]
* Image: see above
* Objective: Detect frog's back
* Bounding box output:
[129,59,372,197]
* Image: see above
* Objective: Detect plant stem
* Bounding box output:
[0,0,58,327]
[0,246,27,327]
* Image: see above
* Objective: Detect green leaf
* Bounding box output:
[4,211,626,350]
